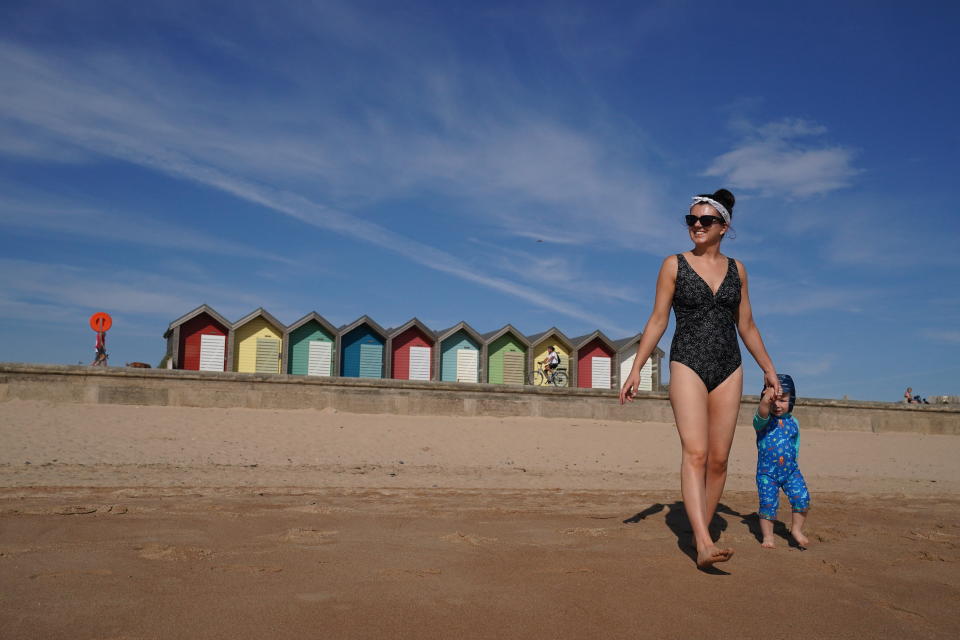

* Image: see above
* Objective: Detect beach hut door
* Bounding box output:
[455,349,478,383]
[502,351,524,385]
[199,334,226,371]
[621,354,653,391]
[591,356,611,389]
[408,346,431,381]
[639,357,653,391]
[619,354,635,391]
[255,338,281,373]
[358,343,383,378]
[307,341,332,376]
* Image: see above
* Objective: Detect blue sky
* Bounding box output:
[1,0,958,401]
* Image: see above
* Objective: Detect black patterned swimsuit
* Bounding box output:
[670,253,742,392]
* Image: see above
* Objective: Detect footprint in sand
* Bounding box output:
[296,592,336,602]
[916,550,954,562]
[286,504,351,515]
[380,568,442,578]
[819,559,843,574]
[97,505,128,514]
[878,601,925,620]
[136,543,212,561]
[29,569,113,579]
[55,506,98,515]
[560,527,608,537]
[906,528,957,543]
[276,528,339,545]
[211,564,283,574]
[0,544,37,556]
[814,526,846,543]
[440,532,497,546]
[536,567,596,575]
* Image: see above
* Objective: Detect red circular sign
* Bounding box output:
[89,312,113,332]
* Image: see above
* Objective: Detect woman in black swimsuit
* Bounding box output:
[619,188,779,569]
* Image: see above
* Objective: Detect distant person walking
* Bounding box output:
[620,189,780,569]
[91,331,108,367]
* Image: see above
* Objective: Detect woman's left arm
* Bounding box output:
[734,260,780,395]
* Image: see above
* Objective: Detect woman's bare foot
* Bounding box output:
[761,537,776,549]
[791,531,809,547]
[697,545,734,568]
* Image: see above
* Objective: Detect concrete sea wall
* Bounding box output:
[1,363,957,435]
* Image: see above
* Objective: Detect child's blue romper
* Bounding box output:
[754,412,810,520]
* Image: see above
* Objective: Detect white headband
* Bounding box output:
[691,196,730,225]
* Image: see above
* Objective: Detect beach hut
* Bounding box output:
[571,331,618,389]
[526,328,574,386]
[284,312,338,376]
[232,308,285,374]
[163,304,231,371]
[389,318,436,381]
[482,325,530,385]
[339,316,388,378]
[614,334,664,392]
[435,322,484,383]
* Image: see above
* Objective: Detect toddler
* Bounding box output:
[754,374,810,548]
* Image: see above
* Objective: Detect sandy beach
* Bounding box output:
[2,399,959,639]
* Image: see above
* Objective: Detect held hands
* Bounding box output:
[619,371,641,405]
[760,386,776,408]
[763,370,781,398]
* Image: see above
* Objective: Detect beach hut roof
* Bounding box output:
[163,304,231,338]
[284,311,338,338]
[232,307,286,332]
[613,333,665,357]
[338,315,389,338]
[525,327,573,349]
[570,330,617,352]
[480,324,531,347]
[435,321,484,344]
[388,317,436,340]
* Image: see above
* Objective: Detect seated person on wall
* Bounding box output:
[904,387,931,404]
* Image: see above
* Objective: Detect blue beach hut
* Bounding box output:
[436,321,484,383]
[339,316,388,378]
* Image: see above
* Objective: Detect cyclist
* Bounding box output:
[539,346,560,384]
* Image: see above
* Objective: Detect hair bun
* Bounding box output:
[712,189,735,217]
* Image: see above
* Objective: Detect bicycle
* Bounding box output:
[528,361,568,387]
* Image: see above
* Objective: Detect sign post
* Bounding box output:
[89,312,112,366]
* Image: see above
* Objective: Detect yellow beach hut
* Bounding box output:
[232,308,286,374]
[526,328,574,386]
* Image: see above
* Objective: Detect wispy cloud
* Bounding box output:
[0,40,638,333]
[704,118,860,198]
[0,196,294,264]
[783,353,836,376]
[0,257,295,326]
[749,275,871,315]
[780,194,960,269]
[920,329,960,344]
[0,121,89,164]
[475,241,641,306]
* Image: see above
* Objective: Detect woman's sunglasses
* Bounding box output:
[685,214,725,228]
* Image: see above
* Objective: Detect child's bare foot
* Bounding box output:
[791,531,809,547]
[697,545,734,568]
[761,537,776,549]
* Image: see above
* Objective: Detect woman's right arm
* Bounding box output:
[619,255,676,404]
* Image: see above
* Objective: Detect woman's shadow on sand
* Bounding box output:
[623,502,800,574]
